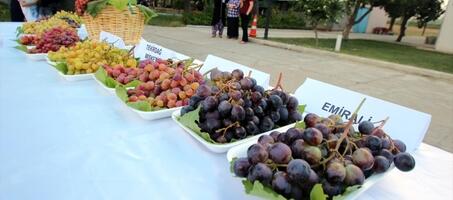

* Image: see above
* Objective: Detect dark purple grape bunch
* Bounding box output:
[232,113,416,199]
[181,68,302,143]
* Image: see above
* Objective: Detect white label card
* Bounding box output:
[99,31,126,49]
[201,54,271,88]
[294,78,431,152]
[134,38,190,61]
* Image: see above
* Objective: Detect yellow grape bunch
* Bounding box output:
[48,40,137,75]
[52,11,82,28]
[22,18,72,35]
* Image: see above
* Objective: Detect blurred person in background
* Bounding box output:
[239,0,254,44]
[226,0,240,39]
[10,0,25,22]
[211,0,227,38]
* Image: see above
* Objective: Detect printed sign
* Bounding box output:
[99,31,126,49]
[294,78,431,152]
[134,38,189,61]
[201,54,271,88]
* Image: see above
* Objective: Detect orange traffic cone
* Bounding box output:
[249,15,258,38]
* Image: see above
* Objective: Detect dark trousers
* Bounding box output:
[240,14,250,42]
[227,17,239,38]
[10,0,25,22]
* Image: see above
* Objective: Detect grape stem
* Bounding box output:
[274,72,284,91]
[247,70,252,78]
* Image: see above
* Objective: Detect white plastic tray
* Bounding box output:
[226,133,395,200]
[171,111,297,153]
[45,56,58,66]
[25,53,47,61]
[47,62,93,81]
[117,94,182,120]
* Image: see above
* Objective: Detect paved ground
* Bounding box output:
[142,26,453,152]
[188,25,433,48]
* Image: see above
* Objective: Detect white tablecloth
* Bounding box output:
[1,22,452,200]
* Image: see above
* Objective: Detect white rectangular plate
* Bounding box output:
[25,53,47,61]
[226,134,395,200]
[171,111,297,153]
[116,95,182,120]
[94,74,116,94]
[46,61,93,81]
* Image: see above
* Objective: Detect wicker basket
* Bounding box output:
[81,6,145,45]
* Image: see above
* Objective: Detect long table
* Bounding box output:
[1,22,452,200]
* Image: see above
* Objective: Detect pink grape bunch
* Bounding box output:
[110,59,205,109]
[29,27,79,54]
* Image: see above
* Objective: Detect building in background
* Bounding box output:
[435,0,453,53]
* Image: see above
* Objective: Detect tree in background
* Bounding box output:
[383,0,402,31]
[416,0,444,36]
[342,0,388,40]
[394,0,444,42]
[297,0,343,46]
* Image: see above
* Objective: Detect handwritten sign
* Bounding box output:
[294,78,431,152]
[201,54,271,88]
[99,31,126,49]
[134,38,189,61]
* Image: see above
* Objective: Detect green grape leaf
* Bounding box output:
[86,0,109,17]
[310,184,327,200]
[115,85,129,102]
[295,121,306,129]
[229,157,237,174]
[297,104,306,113]
[137,4,158,24]
[124,79,141,87]
[54,62,68,74]
[127,100,152,111]
[16,26,24,37]
[109,0,128,10]
[94,66,107,84]
[177,106,217,144]
[242,180,286,200]
[105,76,119,88]
[14,45,27,53]
[332,185,362,200]
[128,0,137,4]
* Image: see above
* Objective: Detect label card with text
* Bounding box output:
[201,54,271,88]
[99,31,126,49]
[134,38,189,61]
[294,78,431,152]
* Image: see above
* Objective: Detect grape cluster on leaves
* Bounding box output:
[180,68,302,143]
[232,113,416,199]
[28,27,79,54]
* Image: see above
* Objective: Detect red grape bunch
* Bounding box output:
[75,0,90,15]
[232,111,416,199]
[180,69,302,143]
[121,59,205,109]
[19,35,39,46]
[29,27,79,54]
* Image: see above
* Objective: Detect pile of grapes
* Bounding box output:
[21,18,71,35]
[75,0,90,15]
[180,69,302,143]
[123,59,204,109]
[48,40,137,75]
[19,35,39,46]
[53,11,82,28]
[232,112,416,199]
[28,27,79,54]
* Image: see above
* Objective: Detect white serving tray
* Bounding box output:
[46,62,93,81]
[25,52,47,61]
[116,94,182,121]
[45,56,58,66]
[226,133,395,200]
[94,75,116,94]
[171,111,298,153]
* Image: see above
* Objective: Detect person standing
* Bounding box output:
[226,0,240,39]
[10,0,26,22]
[239,0,254,44]
[211,0,227,38]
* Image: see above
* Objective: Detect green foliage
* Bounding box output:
[415,0,444,28]
[177,106,217,144]
[257,9,307,29]
[296,0,343,27]
[310,184,327,200]
[148,14,185,27]
[86,0,157,23]
[242,180,287,200]
[269,38,453,74]
[183,10,212,25]
[0,2,10,22]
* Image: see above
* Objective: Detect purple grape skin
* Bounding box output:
[287,159,311,183]
[230,105,246,121]
[258,135,275,147]
[291,139,306,159]
[344,164,365,186]
[247,144,268,164]
[269,142,292,164]
[247,163,273,186]
[302,146,322,165]
[322,181,343,197]
[352,148,375,171]
[269,131,280,142]
[218,100,232,117]
[379,149,394,164]
[233,157,251,177]
[304,113,319,128]
[358,120,374,135]
[326,161,346,183]
[302,128,323,146]
[393,139,407,153]
[272,172,292,198]
[196,85,211,97]
[394,152,415,172]
[373,156,391,173]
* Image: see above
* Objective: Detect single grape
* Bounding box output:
[288,111,302,123]
[270,111,281,122]
[285,128,303,145]
[218,100,232,117]
[371,128,385,138]
[286,96,298,110]
[278,107,289,122]
[379,149,394,164]
[287,159,311,183]
[373,156,391,173]
[302,146,322,165]
[245,107,254,119]
[196,85,211,97]
[201,96,218,111]
[269,95,283,110]
[234,126,247,139]
[291,139,306,159]
[381,138,391,150]
[344,164,365,186]
[304,113,319,128]
[326,161,346,183]
[272,172,292,198]
[205,110,220,119]
[251,91,262,103]
[269,142,292,164]
[290,185,305,200]
[259,117,274,132]
[393,139,407,153]
[352,148,375,171]
[231,69,244,80]
[322,181,343,197]
[314,123,331,139]
[233,157,251,177]
[269,131,280,142]
[223,118,233,127]
[358,121,374,135]
[251,116,260,125]
[394,152,415,172]
[240,77,253,90]
[247,163,273,186]
[253,106,265,118]
[205,118,221,133]
[231,105,246,121]
[258,135,275,147]
[228,90,242,100]
[247,144,269,164]
[366,135,382,154]
[253,85,265,94]
[302,128,323,146]
[245,121,260,135]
